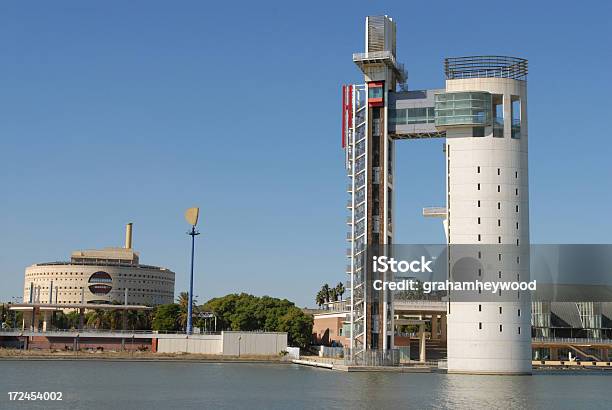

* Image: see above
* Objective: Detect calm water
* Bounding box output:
[0,361,610,409]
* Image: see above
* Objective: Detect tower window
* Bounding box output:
[497,202,501,210]
[478,304,482,312]
[498,236,501,243]
[498,219,501,227]
[493,95,503,138]
[511,97,521,139]
[477,183,481,191]
[478,234,481,242]
[518,327,521,334]
[478,200,481,208]
[499,306,502,314]
[518,309,521,317]
[479,322,482,330]
[478,217,481,224]
[497,168,501,176]
[477,166,481,173]
[500,324,503,332]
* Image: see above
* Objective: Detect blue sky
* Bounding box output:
[1,1,610,306]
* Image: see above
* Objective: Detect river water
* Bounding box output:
[0,361,610,409]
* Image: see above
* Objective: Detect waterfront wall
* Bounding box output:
[155,332,287,356]
[0,331,288,356]
[156,335,222,354]
[222,332,287,356]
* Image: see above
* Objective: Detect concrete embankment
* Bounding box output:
[0,348,288,363]
[292,358,432,372]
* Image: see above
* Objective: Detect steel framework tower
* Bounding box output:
[343,16,407,364]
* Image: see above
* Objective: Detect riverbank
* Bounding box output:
[0,348,287,362]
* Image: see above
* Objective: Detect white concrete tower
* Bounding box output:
[438,57,532,374]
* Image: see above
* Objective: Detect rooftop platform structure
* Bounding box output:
[444,56,528,80]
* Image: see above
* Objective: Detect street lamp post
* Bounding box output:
[184,207,200,335]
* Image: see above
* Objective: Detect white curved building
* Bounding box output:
[23,224,175,307]
[440,58,532,374]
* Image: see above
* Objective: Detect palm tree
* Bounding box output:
[321,284,330,303]
[105,309,122,330]
[329,288,338,302]
[177,291,198,330]
[86,309,107,329]
[315,290,326,308]
[335,282,345,301]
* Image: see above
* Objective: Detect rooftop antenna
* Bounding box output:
[184,207,200,335]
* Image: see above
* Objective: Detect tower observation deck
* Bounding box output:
[342,15,531,373]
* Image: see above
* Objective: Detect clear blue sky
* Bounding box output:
[1,1,610,306]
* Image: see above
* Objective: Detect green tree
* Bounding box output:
[321,284,330,303]
[177,291,198,330]
[315,290,326,308]
[335,282,345,300]
[152,304,181,332]
[86,309,108,329]
[329,288,337,302]
[278,306,313,348]
[201,293,313,347]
